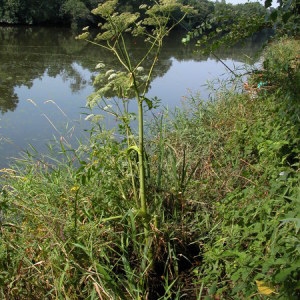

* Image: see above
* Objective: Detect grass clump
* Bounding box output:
[0,36,299,299]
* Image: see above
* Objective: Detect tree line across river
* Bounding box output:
[0,0,266,29]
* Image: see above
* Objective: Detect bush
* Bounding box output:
[256,37,300,97]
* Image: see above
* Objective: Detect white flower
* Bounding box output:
[84,114,94,121]
[95,62,105,69]
[105,69,115,76]
[108,73,117,80]
[136,66,144,72]
[103,105,112,111]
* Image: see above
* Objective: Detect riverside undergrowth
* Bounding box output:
[0,34,299,300]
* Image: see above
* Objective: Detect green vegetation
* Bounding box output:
[0,0,96,26]
[2,0,297,32]
[0,0,214,27]
[0,0,268,29]
[1,0,300,299]
[76,0,196,268]
[183,0,299,52]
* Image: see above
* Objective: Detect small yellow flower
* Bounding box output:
[70,186,80,193]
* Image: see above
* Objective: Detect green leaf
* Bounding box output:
[231,270,241,281]
[270,10,278,22]
[83,173,89,184]
[282,12,292,23]
[264,0,272,8]
[274,264,300,282]
[143,97,153,110]
[127,146,141,155]
[280,218,300,230]
[102,215,123,222]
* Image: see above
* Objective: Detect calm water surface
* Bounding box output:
[0,26,267,167]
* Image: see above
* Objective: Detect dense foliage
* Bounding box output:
[0,0,296,33]
[0,29,299,300]
[184,1,268,52]
[183,0,299,52]
[166,37,300,298]
[0,0,103,26]
[0,0,299,299]
[0,0,213,27]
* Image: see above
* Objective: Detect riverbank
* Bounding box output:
[0,37,299,299]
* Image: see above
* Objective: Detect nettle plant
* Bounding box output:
[77,0,196,228]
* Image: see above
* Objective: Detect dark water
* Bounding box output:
[0,26,268,167]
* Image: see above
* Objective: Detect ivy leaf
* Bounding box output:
[255,280,276,295]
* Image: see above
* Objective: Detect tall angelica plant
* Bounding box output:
[77,0,196,229]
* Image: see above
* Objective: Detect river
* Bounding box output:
[0,26,269,168]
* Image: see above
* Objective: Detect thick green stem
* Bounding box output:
[137,97,146,216]
[136,92,152,274]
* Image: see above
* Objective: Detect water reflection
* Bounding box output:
[0,26,269,167]
[0,26,270,114]
[0,26,94,114]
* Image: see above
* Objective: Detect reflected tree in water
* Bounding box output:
[0,25,269,114]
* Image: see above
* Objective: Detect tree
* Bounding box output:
[183,1,268,52]
[61,0,90,26]
[183,0,299,53]
[266,0,300,36]
[0,0,24,24]
[0,0,99,26]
